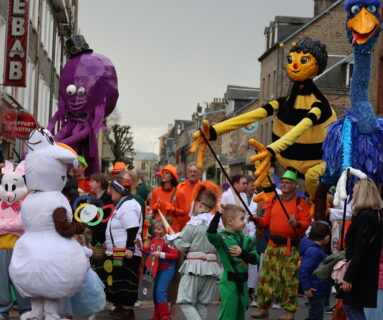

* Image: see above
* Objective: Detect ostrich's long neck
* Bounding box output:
[351,51,371,104]
[350,50,377,133]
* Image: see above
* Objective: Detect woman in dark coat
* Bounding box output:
[342,179,382,320]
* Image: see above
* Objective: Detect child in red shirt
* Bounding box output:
[142,218,178,320]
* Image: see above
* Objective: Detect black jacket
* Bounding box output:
[343,209,382,308]
[89,190,113,246]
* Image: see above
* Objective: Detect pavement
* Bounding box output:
[81,296,335,319]
[10,296,335,319]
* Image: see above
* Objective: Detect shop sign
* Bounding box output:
[4,0,30,87]
[1,102,37,140]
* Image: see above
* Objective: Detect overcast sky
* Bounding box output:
[78,0,314,154]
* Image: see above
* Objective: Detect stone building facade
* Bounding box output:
[0,0,78,160]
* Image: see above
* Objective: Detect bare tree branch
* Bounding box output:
[109,124,135,163]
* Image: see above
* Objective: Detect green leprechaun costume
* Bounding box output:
[207,211,259,320]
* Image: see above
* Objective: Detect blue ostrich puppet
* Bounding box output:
[322,0,383,190]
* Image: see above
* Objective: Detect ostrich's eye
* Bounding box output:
[367,5,377,13]
[351,5,360,15]
[66,84,77,96]
[287,55,293,64]
[301,56,309,64]
[77,87,86,97]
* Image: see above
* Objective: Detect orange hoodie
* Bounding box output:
[258,195,310,242]
[150,186,187,232]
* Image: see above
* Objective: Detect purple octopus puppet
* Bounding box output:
[47,36,118,174]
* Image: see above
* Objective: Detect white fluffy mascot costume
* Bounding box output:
[10,128,88,320]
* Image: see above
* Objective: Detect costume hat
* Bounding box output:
[280,170,298,184]
[110,179,130,196]
[160,164,178,180]
[77,155,88,168]
[111,162,127,174]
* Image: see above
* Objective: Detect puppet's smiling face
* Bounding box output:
[347,6,380,45]
[63,77,89,115]
[60,53,107,116]
[344,0,381,50]
[286,51,319,82]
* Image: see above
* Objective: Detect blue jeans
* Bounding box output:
[153,267,175,303]
[343,304,366,320]
[0,250,31,317]
[306,295,326,320]
[364,289,383,320]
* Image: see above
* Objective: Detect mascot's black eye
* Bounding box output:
[367,5,376,13]
[287,56,293,64]
[12,185,16,191]
[66,84,77,96]
[351,5,360,15]
[77,87,86,97]
[4,184,8,191]
[301,56,309,64]
[46,135,54,145]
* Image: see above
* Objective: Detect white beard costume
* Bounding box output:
[9,129,87,320]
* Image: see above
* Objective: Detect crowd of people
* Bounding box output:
[0,152,383,320]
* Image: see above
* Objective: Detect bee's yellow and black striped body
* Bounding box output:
[264,80,337,176]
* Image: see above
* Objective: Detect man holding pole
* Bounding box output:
[251,170,310,320]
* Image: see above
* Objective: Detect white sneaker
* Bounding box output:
[104,301,115,311]
[272,302,281,309]
[20,311,32,320]
[134,300,142,308]
[251,300,259,307]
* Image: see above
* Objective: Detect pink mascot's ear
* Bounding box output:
[1,160,14,174]
[14,161,26,176]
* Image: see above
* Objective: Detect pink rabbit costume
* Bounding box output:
[0,160,31,319]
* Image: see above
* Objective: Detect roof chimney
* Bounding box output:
[314,0,336,16]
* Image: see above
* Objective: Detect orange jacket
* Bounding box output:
[150,186,187,232]
[177,180,200,224]
[258,195,310,241]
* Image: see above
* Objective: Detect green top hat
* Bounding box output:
[280,170,298,184]
[78,155,88,168]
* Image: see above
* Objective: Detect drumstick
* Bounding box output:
[158,210,175,235]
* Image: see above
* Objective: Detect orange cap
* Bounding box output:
[160,164,178,180]
[111,161,127,174]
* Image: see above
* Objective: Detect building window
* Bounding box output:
[28,62,36,113]
[262,78,265,100]
[55,32,61,72]
[31,0,39,29]
[141,162,146,170]
[0,16,6,83]
[346,62,353,87]
[267,74,271,99]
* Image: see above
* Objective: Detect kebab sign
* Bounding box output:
[4,0,29,87]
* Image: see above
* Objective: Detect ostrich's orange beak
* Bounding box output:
[347,7,380,45]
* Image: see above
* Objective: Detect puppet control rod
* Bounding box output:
[199,130,300,238]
